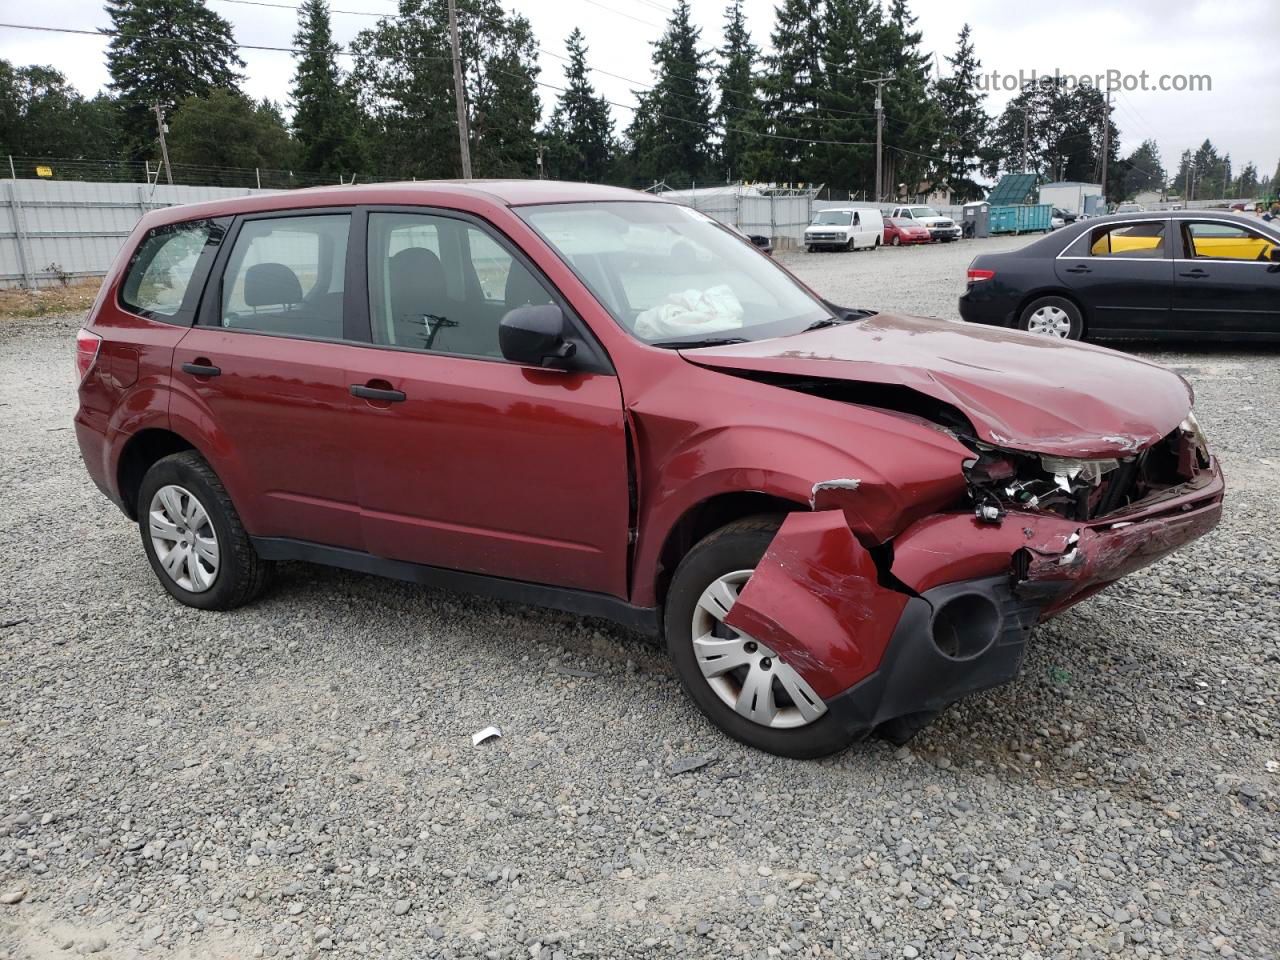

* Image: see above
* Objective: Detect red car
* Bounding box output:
[883,217,932,245]
[75,181,1223,758]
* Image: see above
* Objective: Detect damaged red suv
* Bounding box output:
[75,182,1224,757]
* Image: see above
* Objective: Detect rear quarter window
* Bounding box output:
[120,219,226,322]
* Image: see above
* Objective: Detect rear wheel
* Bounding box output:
[1019,295,1084,340]
[665,517,854,759]
[138,451,271,610]
[890,234,901,246]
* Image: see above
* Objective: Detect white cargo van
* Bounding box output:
[804,207,884,252]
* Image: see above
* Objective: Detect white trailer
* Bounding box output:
[1038,181,1103,217]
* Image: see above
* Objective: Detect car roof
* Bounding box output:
[140,179,663,226]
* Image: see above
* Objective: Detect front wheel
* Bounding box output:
[845,237,856,252]
[1019,295,1084,340]
[890,235,901,246]
[138,451,272,610]
[665,517,853,759]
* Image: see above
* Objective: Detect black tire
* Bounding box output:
[806,245,815,253]
[1018,295,1085,340]
[137,451,272,610]
[890,234,901,247]
[665,516,855,759]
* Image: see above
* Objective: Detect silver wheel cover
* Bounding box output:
[1025,304,1073,338]
[148,484,220,593]
[691,569,827,729]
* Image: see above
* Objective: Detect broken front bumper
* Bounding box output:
[723,458,1224,736]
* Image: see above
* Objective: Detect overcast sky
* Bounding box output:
[3,0,1278,180]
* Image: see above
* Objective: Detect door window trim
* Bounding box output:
[1176,217,1280,264]
[194,206,363,346]
[1055,218,1172,261]
[352,204,615,375]
[118,216,231,326]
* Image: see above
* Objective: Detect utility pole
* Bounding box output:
[1021,107,1029,174]
[1099,86,1110,203]
[154,103,173,186]
[446,0,473,179]
[864,76,892,202]
[536,143,545,179]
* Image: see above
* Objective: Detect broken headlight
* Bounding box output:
[965,446,1127,522]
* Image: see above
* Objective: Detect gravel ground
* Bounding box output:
[1,235,1278,960]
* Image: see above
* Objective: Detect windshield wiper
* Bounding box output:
[651,336,750,349]
[803,317,848,331]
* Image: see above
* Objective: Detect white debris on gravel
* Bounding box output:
[1,241,1277,959]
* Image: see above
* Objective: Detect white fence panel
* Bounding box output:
[0,179,277,287]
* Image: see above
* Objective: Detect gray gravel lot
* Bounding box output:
[1,234,1278,960]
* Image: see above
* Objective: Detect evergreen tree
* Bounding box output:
[933,23,987,201]
[1234,162,1258,197]
[103,0,244,158]
[352,0,540,179]
[544,29,614,182]
[291,0,368,178]
[985,80,1117,188]
[813,0,877,192]
[1118,138,1164,199]
[753,0,825,182]
[875,0,942,201]
[715,0,759,181]
[625,0,714,184]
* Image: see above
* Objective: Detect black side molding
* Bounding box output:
[250,537,661,636]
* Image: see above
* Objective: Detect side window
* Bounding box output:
[120,219,224,320]
[1184,222,1276,261]
[853,212,861,227]
[367,212,552,359]
[220,214,350,339]
[1086,222,1166,258]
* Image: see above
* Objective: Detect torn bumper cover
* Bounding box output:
[723,458,1224,737]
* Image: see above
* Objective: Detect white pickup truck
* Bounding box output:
[888,205,962,242]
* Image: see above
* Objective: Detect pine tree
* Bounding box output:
[715,0,759,181]
[292,0,368,178]
[934,23,987,201]
[544,29,614,182]
[351,0,540,179]
[1119,139,1164,200]
[104,0,244,158]
[625,0,714,184]
[0,61,122,160]
[754,0,825,182]
[814,0,879,193]
[874,0,942,201]
[167,89,295,175]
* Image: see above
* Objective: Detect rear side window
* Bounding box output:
[1067,222,1166,259]
[120,219,224,321]
[220,214,350,339]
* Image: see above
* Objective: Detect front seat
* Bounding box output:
[388,247,449,350]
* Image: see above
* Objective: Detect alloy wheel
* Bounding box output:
[690,569,827,729]
[148,484,219,593]
[1025,305,1073,338]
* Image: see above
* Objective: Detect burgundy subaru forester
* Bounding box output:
[75,181,1224,757]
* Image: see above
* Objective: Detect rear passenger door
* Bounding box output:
[1053,219,1173,336]
[171,210,369,550]
[345,208,632,596]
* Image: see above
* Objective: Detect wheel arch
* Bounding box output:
[653,491,806,608]
[116,428,201,520]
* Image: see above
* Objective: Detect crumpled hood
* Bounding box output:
[681,313,1194,458]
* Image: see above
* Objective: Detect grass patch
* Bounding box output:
[0,280,102,321]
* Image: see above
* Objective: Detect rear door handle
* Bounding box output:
[350,384,406,403]
[1179,268,1209,278]
[181,361,221,377]
[1064,265,1091,274]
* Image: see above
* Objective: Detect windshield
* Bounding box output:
[909,206,940,218]
[517,201,832,346]
[812,210,853,226]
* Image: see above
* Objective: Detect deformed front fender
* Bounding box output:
[722,510,909,699]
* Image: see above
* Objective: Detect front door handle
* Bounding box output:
[1064,264,1091,274]
[1179,268,1209,278]
[181,361,221,377]
[351,383,406,403]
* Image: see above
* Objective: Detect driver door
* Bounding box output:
[345,209,632,596]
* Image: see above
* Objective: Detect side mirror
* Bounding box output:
[499,304,577,368]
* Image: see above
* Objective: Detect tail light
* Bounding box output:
[967,268,995,283]
[75,328,102,382]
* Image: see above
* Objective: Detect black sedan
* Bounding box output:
[959,211,1280,341]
